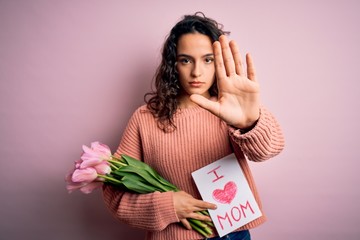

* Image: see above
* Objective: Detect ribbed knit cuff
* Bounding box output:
[228,106,284,162]
[109,190,180,231]
[153,191,180,229]
[228,107,266,139]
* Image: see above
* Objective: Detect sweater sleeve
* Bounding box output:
[102,107,179,231]
[228,106,285,162]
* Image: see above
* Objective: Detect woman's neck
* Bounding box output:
[177,97,198,109]
[177,92,210,109]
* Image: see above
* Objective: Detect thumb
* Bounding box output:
[190,94,220,117]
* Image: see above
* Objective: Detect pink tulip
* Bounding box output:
[80,142,112,168]
[65,170,102,194]
[94,162,111,175]
[75,159,82,169]
[80,182,103,194]
[66,182,87,193]
[71,167,98,183]
[90,141,111,155]
[65,171,87,193]
[65,142,114,194]
[65,171,74,183]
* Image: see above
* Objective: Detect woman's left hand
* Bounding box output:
[190,35,260,129]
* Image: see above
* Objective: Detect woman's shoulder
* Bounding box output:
[133,104,150,115]
[129,104,153,120]
[126,104,158,130]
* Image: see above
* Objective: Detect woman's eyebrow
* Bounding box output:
[203,53,214,57]
[176,53,214,58]
[176,54,192,58]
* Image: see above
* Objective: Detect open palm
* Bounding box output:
[190,35,260,129]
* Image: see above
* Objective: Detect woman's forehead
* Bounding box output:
[177,33,213,56]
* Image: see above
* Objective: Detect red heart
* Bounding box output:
[212,181,237,204]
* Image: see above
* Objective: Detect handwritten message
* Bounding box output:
[192,154,262,237]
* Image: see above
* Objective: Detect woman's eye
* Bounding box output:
[205,57,214,63]
[179,58,191,64]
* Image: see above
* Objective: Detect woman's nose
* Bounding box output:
[191,62,202,77]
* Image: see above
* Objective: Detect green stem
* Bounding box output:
[97,174,122,184]
[200,210,209,216]
[111,156,124,163]
[198,210,214,227]
[188,219,213,235]
[108,162,119,170]
[187,220,211,237]
[188,218,206,228]
[205,221,215,227]
[108,159,126,167]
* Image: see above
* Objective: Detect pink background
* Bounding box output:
[1,1,359,239]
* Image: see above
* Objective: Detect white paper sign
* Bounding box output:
[192,154,262,237]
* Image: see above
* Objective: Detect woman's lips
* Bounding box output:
[189,81,204,87]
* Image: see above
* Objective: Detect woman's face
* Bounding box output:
[176,33,215,100]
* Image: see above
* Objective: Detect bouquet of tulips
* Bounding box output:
[65,141,214,237]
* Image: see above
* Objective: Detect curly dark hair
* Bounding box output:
[144,12,229,132]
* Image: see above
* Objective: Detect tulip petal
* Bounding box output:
[80,157,102,168]
[72,168,97,183]
[94,163,111,175]
[66,182,87,193]
[82,144,93,154]
[80,142,112,168]
[75,159,83,169]
[80,182,103,194]
[91,142,111,158]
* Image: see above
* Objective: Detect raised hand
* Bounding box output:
[190,35,260,129]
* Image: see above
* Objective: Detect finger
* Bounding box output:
[229,40,245,76]
[246,53,257,82]
[188,212,212,222]
[195,200,217,211]
[190,94,220,117]
[219,35,236,76]
[180,219,192,230]
[213,41,226,81]
[190,198,217,211]
[191,205,216,214]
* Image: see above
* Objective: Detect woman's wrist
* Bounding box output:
[239,120,258,133]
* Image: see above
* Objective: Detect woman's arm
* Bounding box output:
[103,185,178,231]
[229,106,285,162]
[102,108,179,231]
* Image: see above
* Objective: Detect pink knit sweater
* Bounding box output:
[103,105,284,240]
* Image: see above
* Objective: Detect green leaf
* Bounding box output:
[113,165,170,192]
[111,171,164,192]
[112,170,142,182]
[121,154,178,191]
[121,176,159,194]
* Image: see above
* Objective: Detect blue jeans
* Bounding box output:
[205,230,251,240]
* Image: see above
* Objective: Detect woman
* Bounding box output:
[103,12,285,240]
